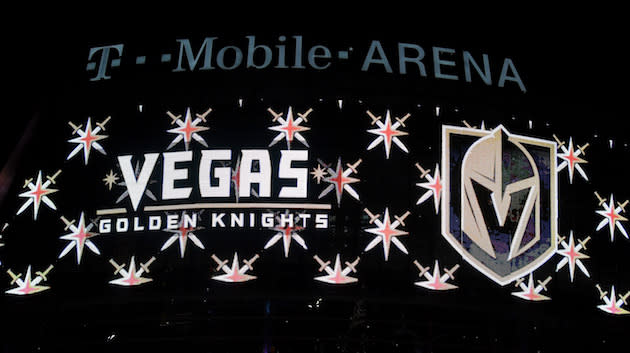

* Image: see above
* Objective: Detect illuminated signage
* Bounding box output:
[441,125,557,285]
[2,35,629,323]
[85,35,527,92]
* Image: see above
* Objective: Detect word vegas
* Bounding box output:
[118,150,311,211]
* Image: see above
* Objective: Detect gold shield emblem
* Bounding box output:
[441,125,557,285]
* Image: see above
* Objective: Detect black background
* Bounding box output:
[1,14,629,353]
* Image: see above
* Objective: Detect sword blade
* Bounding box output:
[343,185,360,201]
[16,199,34,215]
[367,136,384,150]
[391,237,408,254]
[392,137,409,153]
[188,234,206,250]
[58,242,75,259]
[264,234,282,249]
[41,196,57,210]
[160,235,178,251]
[85,240,101,255]
[364,237,381,252]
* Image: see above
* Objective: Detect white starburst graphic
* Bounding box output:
[58,212,101,264]
[313,254,360,285]
[555,231,590,282]
[211,253,259,283]
[596,284,630,315]
[554,135,588,183]
[363,208,410,261]
[318,157,361,206]
[415,163,442,214]
[594,192,628,241]
[66,117,110,165]
[5,265,53,296]
[310,163,327,184]
[16,170,60,220]
[166,107,211,150]
[160,212,205,258]
[511,273,552,301]
[366,110,409,159]
[108,256,155,286]
[263,210,308,257]
[102,170,119,190]
[413,260,459,291]
[267,106,311,149]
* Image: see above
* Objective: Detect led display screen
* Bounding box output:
[1,24,628,353]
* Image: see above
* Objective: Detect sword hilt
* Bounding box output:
[462,120,476,129]
[594,191,607,206]
[344,257,360,273]
[415,163,430,179]
[595,284,608,299]
[578,236,591,250]
[413,260,429,277]
[196,107,212,122]
[166,111,181,124]
[346,159,362,174]
[267,108,283,122]
[366,110,381,125]
[109,259,125,275]
[363,208,380,224]
[140,256,156,273]
[313,255,330,272]
[211,254,228,271]
[96,116,111,130]
[620,292,630,305]
[243,254,260,271]
[68,121,83,134]
[577,142,590,155]
[35,265,54,281]
[7,269,22,285]
[47,170,62,184]
[395,211,411,227]
[60,215,76,231]
[395,113,410,127]
[298,108,313,122]
[444,264,460,280]
[537,276,552,291]
[617,200,629,213]
[552,134,565,148]
[23,178,33,188]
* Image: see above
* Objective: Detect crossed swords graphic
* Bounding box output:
[594,191,629,212]
[22,169,61,190]
[7,265,54,285]
[68,116,111,134]
[366,110,410,127]
[596,284,630,304]
[363,208,410,227]
[166,107,213,125]
[109,256,156,275]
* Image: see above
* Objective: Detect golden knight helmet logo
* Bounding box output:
[442,125,557,285]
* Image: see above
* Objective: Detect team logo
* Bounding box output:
[441,125,557,285]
